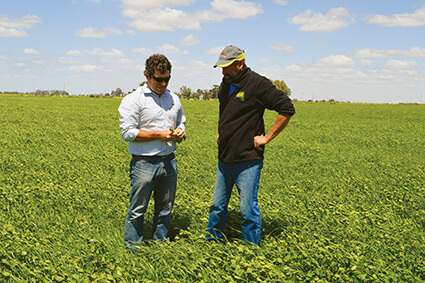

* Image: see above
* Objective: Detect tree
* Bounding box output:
[205,84,219,100]
[129,82,146,95]
[270,79,291,97]
[34,89,68,96]
[194,89,204,100]
[111,88,123,97]
[199,89,211,100]
[177,86,192,99]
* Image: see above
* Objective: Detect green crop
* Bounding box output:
[0,95,424,282]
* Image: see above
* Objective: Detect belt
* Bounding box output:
[132,152,175,161]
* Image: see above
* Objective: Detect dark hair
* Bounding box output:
[145,54,172,76]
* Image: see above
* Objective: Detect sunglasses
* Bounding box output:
[152,75,171,83]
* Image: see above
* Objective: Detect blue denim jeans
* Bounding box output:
[206,160,263,244]
[124,154,177,248]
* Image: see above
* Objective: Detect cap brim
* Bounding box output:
[213,52,245,68]
[213,59,237,68]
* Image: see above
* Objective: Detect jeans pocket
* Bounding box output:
[136,158,149,164]
[132,155,149,164]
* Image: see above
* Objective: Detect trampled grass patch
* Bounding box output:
[1,96,424,282]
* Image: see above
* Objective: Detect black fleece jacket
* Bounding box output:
[218,65,295,163]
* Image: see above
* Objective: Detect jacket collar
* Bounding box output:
[222,65,249,86]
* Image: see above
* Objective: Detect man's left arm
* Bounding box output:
[173,99,187,142]
[254,114,291,151]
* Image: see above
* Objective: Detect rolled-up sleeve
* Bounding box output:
[118,95,140,142]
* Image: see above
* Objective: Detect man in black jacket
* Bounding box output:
[206,45,295,245]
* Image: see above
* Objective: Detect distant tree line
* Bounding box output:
[176,85,220,100]
[174,79,291,100]
[1,79,292,99]
[34,89,70,96]
[0,90,70,96]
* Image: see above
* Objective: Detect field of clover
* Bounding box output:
[1,94,424,282]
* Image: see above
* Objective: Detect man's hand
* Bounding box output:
[160,130,175,141]
[171,127,186,142]
[134,127,185,142]
[253,115,291,150]
[254,135,269,151]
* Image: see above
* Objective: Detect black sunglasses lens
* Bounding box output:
[153,76,170,83]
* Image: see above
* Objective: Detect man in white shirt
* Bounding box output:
[118,54,186,249]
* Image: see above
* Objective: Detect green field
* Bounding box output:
[1,95,424,282]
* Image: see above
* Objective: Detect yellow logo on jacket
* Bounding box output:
[236,92,245,101]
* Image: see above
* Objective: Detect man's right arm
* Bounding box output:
[118,95,140,142]
[133,129,175,142]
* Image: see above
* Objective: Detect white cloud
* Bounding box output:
[66,47,125,58]
[99,57,139,69]
[121,0,194,10]
[0,15,41,38]
[355,47,425,59]
[74,27,123,38]
[204,46,224,56]
[125,29,137,35]
[171,59,219,84]
[121,0,262,32]
[402,47,425,57]
[384,60,417,70]
[288,7,355,32]
[179,35,200,46]
[64,47,141,75]
[66,50,85,57]
[127,8,201,32]
[0,27,27,38]
[0,55,9,65]
[131,47,154,56]
[89,47,126,57]
[354,48,397,59]
[259,58,272,63]
[69,64,102,72]
[24,48,41,55]
[274,0,288,6]
[359,59,372,67]
[315,55,355,69]
[157,44,188,55]
[0,15,42,29]
[366,6,425,27]
[87,0,102,3]
[104,27,123,35]
[58,56,84,65]
[31,60,43,65]
[202,0,263,21]
[269,43,296,53]
[257,54,425,103]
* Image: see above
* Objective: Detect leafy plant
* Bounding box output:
[0,96,424,282]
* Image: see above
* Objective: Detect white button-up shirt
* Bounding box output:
[118,85,186,156]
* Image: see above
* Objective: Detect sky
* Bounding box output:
[1,0,425,103]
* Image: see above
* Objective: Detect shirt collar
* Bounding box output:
[142,84,168,97]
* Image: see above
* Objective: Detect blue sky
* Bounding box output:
[1,0,425,103]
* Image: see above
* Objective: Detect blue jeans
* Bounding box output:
[124,154,177,248]
[206,160,263,244]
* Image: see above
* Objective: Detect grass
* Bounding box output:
[0,95,424,282]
